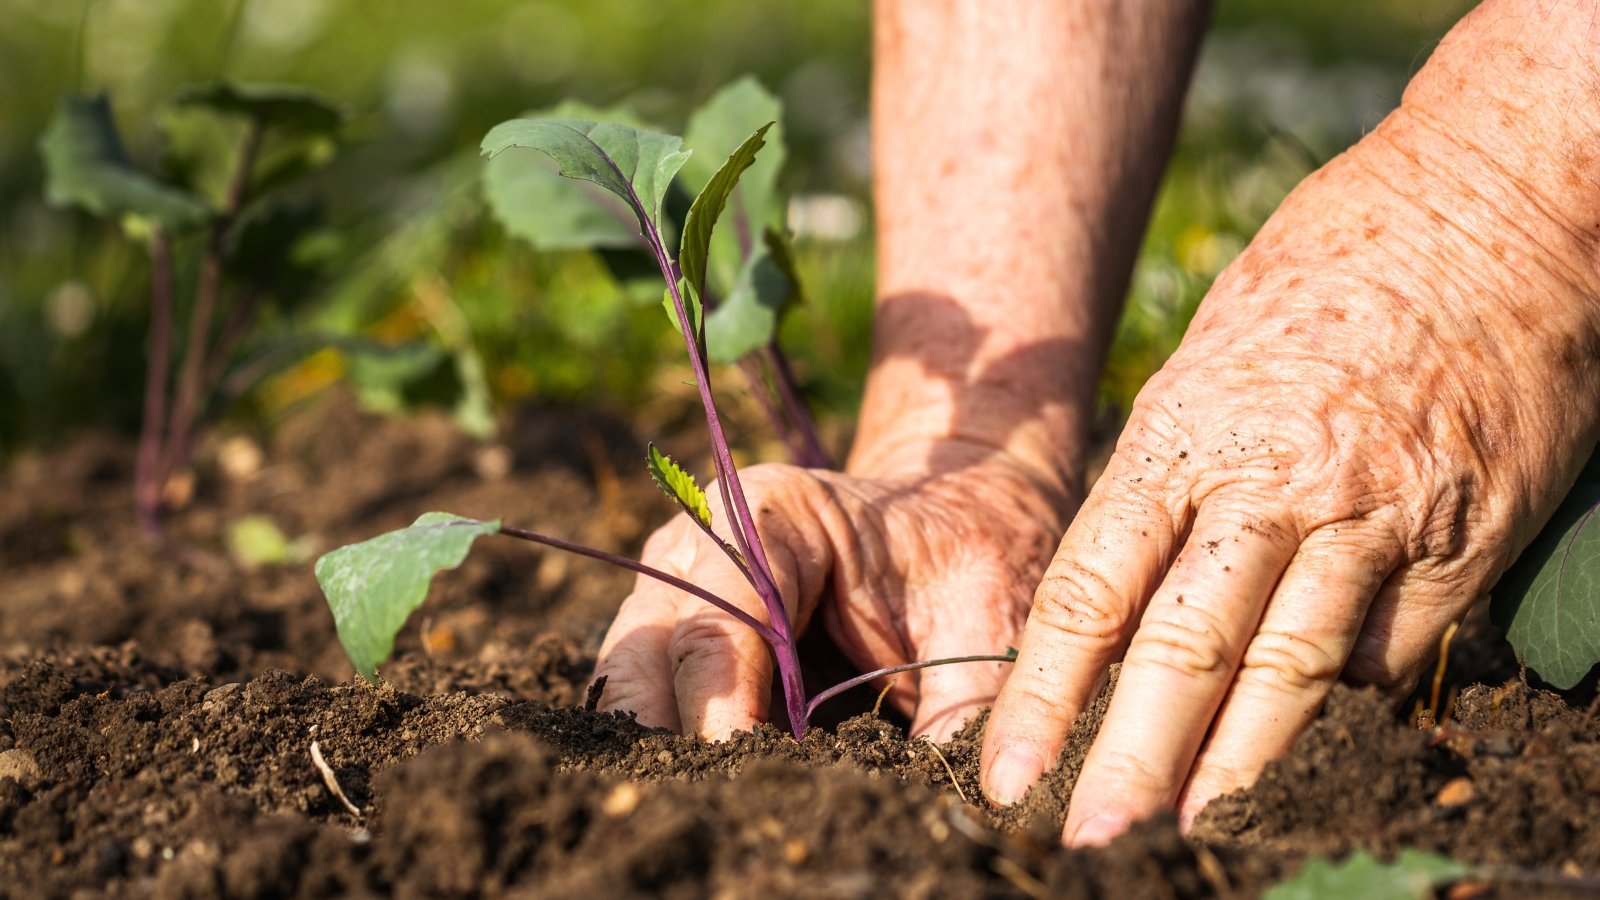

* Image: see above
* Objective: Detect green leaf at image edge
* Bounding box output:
[646,444,712,530]
[315,513,502,681]
[1263,850,1468,900]
[480,118,691,240]
[1491,479,1600,689]
[39,94,210,230]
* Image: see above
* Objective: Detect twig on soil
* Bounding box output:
[310,739,362,818]
[921,738,969,806]
[990,857,1048,900]
[1428,620,1461,725]
[871,679,896,719]
[585,675,608,712]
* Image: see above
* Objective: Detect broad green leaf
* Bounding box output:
[1492,478,1600,688]
[224,197,328,303]
[39,94,210,230]
[480,117,691,240]
[1264,850,1468,900]
[647,444,712,530]
[705,228,800,364]
[178,82,343,134]
[679,123,773,302]
[481,101,648,251]
[682,78,786,298]
[315,513,502,680]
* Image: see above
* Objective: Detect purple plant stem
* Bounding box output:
[762,343,829,468]
[640,215,808,739]
[803,654,1018,721]
[135,232,176,537]
[499,525,775,640]
[162,117,263,487]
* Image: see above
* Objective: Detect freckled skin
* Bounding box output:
[593,0,1600,851]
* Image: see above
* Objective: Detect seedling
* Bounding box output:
[39,84,343,535]
[316,102,1015,740]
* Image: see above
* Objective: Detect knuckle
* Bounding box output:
[669,610,760,666]
[1238,629,1342,694]
[1342,635,1405,687]
[1085,748,1170,798]
[1032,562,1134,650]
[1126,608,1234,678]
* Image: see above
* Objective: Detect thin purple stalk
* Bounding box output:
[162,117,263,488]
[803,654,1018,721]
[762,343,829,468]
[641,214,808,738]
[135,231,176,537]
[499,525,775,641]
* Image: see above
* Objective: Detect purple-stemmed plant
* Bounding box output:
[315,116,1013,740]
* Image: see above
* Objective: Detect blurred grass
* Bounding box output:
[0,0,1471,453]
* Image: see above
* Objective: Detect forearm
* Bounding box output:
[851,0,1210,492]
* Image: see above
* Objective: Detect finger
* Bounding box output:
[1175,530,1401,827]
[1343,559,1475,689]
[909,564,1031,741]
[1062,502,1297,847]
[670,534,821,739]
[981,457,1184,807]
[594,567,694,732]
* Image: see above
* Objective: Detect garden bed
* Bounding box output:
[3,397,1598,898]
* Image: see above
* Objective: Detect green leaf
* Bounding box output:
[1492,477,1600,688]
[315,513,502,681]
[679,122,773,302]
[705,228,800,364]
[481,117,691,241]
[646,444,712,530]
[227,515,313,568]
[682,78,787,297]
[481,101,648,251]
[178,82,343,134]
[39,94,211,230]
[1264,850,1468,900]
[225,197,329,302]
[664,282,704,340]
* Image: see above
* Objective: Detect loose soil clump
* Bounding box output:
[3,397,1598,898]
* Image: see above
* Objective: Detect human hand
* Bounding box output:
[979,60,1600,845]
[593,442,1075,741]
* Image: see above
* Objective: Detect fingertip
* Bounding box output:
[1064,812,1132,848]
[980,741,1049,807]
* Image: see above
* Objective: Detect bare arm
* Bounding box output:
[856,0,1211,493]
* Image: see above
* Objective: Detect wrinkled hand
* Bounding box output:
[594,446,1073,740]
[981,101,1600,845]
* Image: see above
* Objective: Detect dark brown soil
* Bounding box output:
[3,396,1599,898]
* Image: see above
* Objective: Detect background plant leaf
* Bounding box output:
[705,227,800,364]
[314,512,501,681]
[39,94,210,230]
[480,117,690,241]
[646,443,712,530]
[1492,471,1600,688]
[1263,849,1468,900]
[178,81,343,134]
[481,101,648,251]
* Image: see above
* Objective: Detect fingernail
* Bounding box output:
[1066,813,1130,847]
[982,745,1047,806]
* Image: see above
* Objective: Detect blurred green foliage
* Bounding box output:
[0,0,1471,453]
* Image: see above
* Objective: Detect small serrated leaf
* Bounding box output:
[646,444,712,530]
[314,513,502,681]
[39,94,211,230]
[1492,478,1600,688]
[1263,850,1468,900]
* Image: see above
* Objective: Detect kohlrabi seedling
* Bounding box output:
[40,84,343,536]
[316,96,1014,740]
